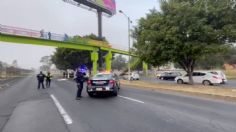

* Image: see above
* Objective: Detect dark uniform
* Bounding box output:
[46,72,52,88]
[74,70,86,100]
[37,71,46,89]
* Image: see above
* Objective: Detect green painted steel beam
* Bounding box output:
[0,34,98,51]
[91,50,99,75]
[0,34,138,56]
[100,47,137,57]
[105,50,112,71]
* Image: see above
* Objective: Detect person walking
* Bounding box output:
[37,71,46,89]
[46,72,52,88]
[74,68,86,100]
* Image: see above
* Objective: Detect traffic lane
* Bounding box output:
[50,79,192,132]
[0,77,25,89]
[119,86,236,129]
[0,76,69,132]
[0,76,35,130]
[140,76,176,84]
[50,79,236,132]
[222,80,236,88]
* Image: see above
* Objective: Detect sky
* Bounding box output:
[0,0,160,69]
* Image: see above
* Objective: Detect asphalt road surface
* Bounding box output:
[0,76,236,132]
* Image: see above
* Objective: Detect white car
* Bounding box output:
[175,72,222,85]
[130,72,140,80]
[209,71,227,84]
[122,72,140,80]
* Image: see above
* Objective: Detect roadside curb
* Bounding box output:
[121,80,236,100]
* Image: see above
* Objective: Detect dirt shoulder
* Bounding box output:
[121,80,236,99]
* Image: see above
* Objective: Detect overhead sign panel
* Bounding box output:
[67,0,116,15]
[87,0,116,14]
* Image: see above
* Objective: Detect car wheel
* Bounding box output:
[177,79,184,84]
[203,80,211,86]
[113,87,118,96]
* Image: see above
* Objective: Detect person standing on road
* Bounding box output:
[46,72,52,88]
[37,71,46,89]
[74,68,86,100]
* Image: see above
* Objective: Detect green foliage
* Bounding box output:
[111,55,127,70]
[134,0,236,84]
[223,46,236,65]
[51,34,109,70]
[51,48,91,70]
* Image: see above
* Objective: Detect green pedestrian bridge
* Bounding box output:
[0,24,148,75]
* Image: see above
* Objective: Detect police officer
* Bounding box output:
[46,72,52,88]
[37,71,46,89]
[74,68,86,100]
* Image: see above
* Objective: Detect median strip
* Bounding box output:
[121,80,236,99]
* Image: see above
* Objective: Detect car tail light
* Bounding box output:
[109,80,115,85]
[212,76,219,79]
[87,80,92,85]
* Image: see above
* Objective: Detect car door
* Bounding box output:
[194,72,206,83]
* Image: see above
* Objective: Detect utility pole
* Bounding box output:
[97,10,103,70]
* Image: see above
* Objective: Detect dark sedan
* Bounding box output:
[159,72,182,80]
[87,73,120,97]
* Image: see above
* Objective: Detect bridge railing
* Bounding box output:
[0,24,128,51]
[0,24,66,41]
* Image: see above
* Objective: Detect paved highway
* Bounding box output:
[0,76,236,132]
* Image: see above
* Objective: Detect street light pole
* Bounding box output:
[119,10,132,81]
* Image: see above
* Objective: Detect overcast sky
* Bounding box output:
[0,0,160,69]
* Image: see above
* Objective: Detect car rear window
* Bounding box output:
[93,74,112,80]
[210,72,218,75]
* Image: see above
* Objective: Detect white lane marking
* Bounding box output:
[118,95,144,104]
[57,79,68,81]
[50,94,73,125]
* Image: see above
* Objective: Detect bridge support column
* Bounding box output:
[105,51,112,71]
[91,50,98,75]
[143,62,148,76]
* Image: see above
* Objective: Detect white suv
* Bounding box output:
[209,71,227,84]
[175,72,222,85]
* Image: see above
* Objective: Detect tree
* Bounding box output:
[0,61,3,69]
[134,0,236,84]
[40,56,53,71]
[51,34,109,70]
[112,55,127,70]
[12,60,18,68]
[224,46,236,65]
[51,48,92,70]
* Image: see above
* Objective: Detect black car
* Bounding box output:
[87,73,120,97]
[159,72,182,80]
